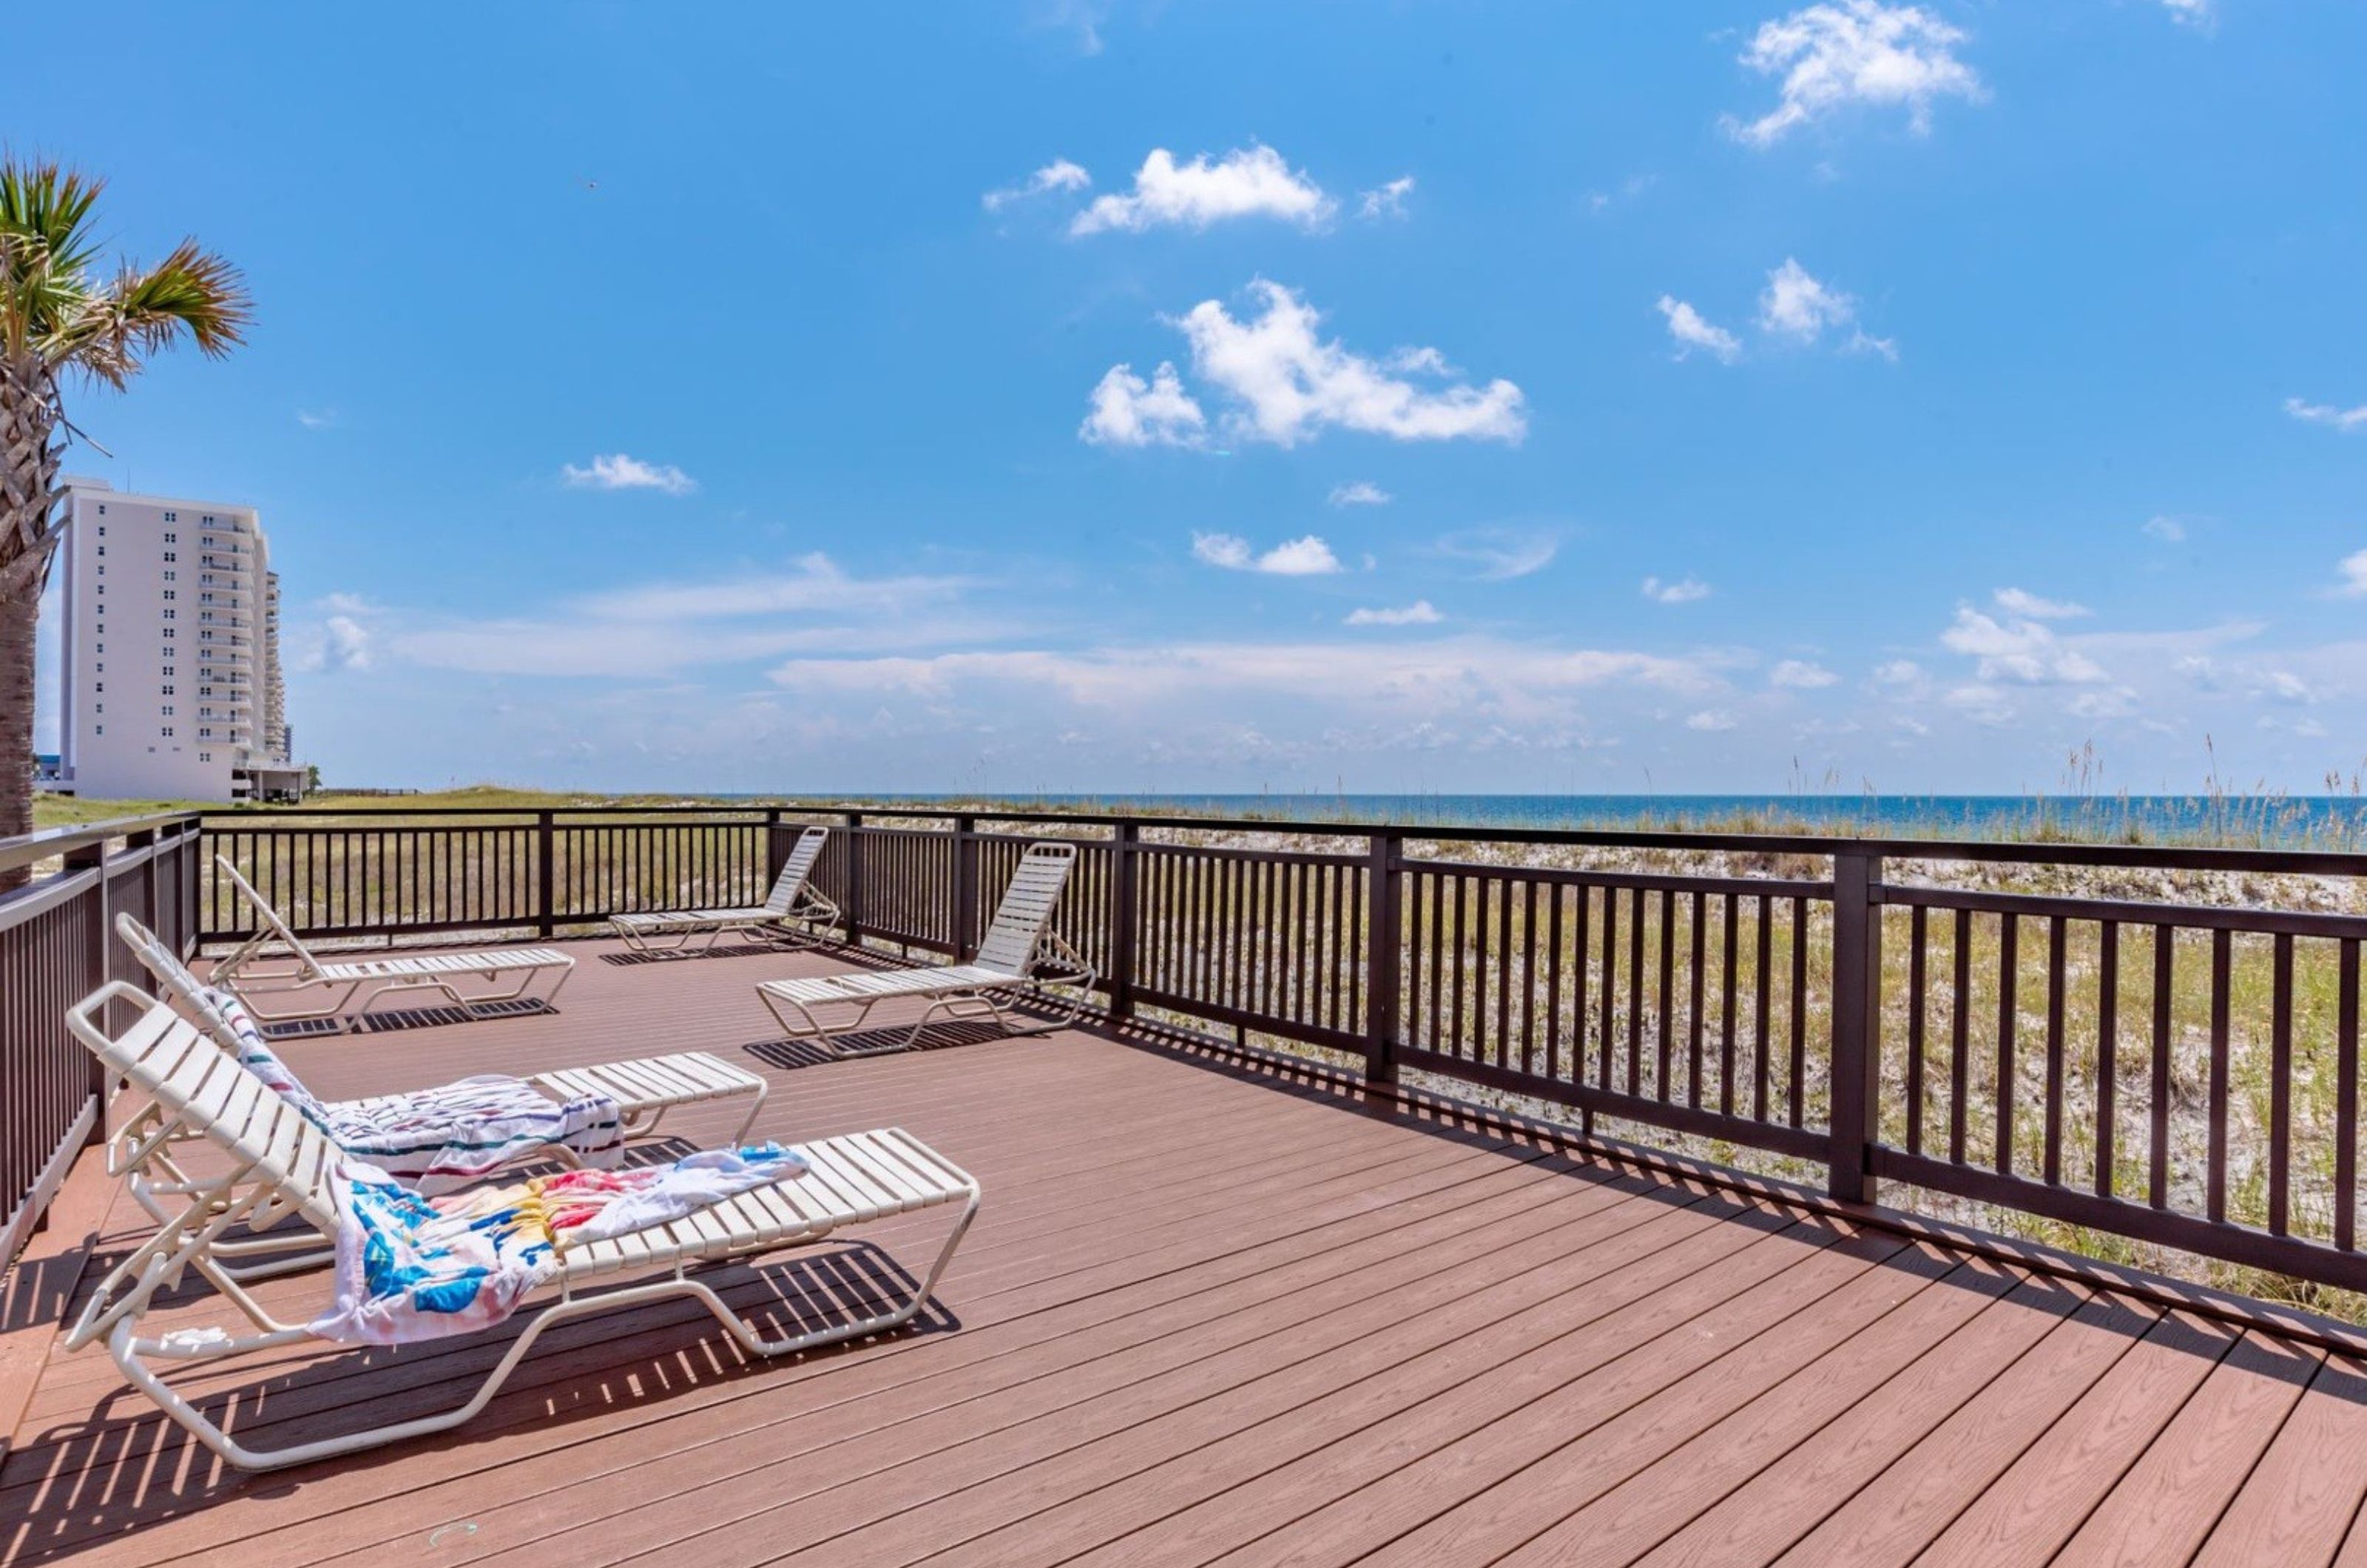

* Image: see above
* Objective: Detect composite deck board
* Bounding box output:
[7,936,2367,1565]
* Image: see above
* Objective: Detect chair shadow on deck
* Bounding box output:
[257,996,560,1041]
[0,1234,954,1564]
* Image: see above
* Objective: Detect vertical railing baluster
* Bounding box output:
[2340,939,2360,1252]
[1906,905,1928,1157]
[2044,915,2067,1186]
[2269,932,2294,1237]
[1996,913,2019,1175]
[2208,928,2232,1223]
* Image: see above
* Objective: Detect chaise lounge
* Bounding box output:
[61,981,981,1473]
[757,839,1094,1056]
[211,854,575,1030]
[610,823,840,953]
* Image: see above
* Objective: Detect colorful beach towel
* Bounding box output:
[197,986,627,1193]
[310,1145,810,1345]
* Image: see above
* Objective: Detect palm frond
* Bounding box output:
[0,161,105,280]
[53,240,251,387]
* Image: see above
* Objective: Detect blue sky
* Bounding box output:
[18,1,2367,797]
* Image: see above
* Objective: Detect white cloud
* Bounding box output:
[1327,481,1392,507]
[1193,532,1342,575]
[1587,174,1658,212]
[323,615,373,672]
[1257,535,1344,575]
[2160,0,2214,31]
[1071,146,1332,235]
[2287,396,2367,432]
[1357,176,1415,221]
[2337,549,2367,598]
[1757,259,1894,357]
[1993,587,2091,620]
[769,637,1726,718]
[393,554,986,678]
[1771,659,1840,688]
[1079,362,1206,447]
[2142,516,2187,543]
[1642,575,1712,604]
[1439,529,1557,580]
[1873,658,1924,685]
[561,453,697,496]
[1190,532,1252,570]
[296,408,335,430]
[1726,1,1986,147]
[1346,601,1442,626]
[983,158,1091,212]
[1164,280,1527,446]
[1945,683,2017,726]
[1941,606,2109,685]
[320,591,379,615]
[1686,710,1738,732]
[1656,296,1743,363]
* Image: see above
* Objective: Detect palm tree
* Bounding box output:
[1,160,250,884]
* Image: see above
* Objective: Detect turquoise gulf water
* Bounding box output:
[757,793,2367,847]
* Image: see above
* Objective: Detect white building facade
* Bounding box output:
[53,479,303,802]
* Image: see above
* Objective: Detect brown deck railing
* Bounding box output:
[0,813,203,1268]
[9,800,2367,1304]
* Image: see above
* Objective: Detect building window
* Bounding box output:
[163,511,177,522]
[161,726,173,737]
[163,550,175,562]
[95,564,104,575]
[163,608,175,619]
[199,752,211,763]
[95,683,103,693]
[162,533,175,544]
[161,706,173,717]
[96,545,105,557]
[95,725,102,735]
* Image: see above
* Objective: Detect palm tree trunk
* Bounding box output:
[0,570,38,888]
[0,359,63,891]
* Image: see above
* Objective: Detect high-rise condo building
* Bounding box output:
[50,478,305,802]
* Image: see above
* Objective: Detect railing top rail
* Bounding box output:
[180,801,2367,876]
[0,811,202,876]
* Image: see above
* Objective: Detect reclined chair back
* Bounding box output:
[975,842,1079,977]
[210,854,331,984]
[766,826,832,915]
[66,983,344,1237]
[114,910,249,1052]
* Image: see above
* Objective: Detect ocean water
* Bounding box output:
[811,792,2367,847]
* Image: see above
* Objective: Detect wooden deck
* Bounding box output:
[8,936,2367,1566]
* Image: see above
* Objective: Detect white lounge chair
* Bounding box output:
[62,981,980,1473]
[757,840,1094,1057]
[110,912,770,1277]
[210,854,574,1030]
[610,825,840,953]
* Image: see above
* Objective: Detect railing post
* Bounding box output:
[950,816,979,960]
[1828,850,1885,1203]
[1364,831,1403,1103]
[762,808,786,891]
[63,839,110,1141]
[1109,821,1141,1021]
[535,811,556,939]
[843,812,865,946]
